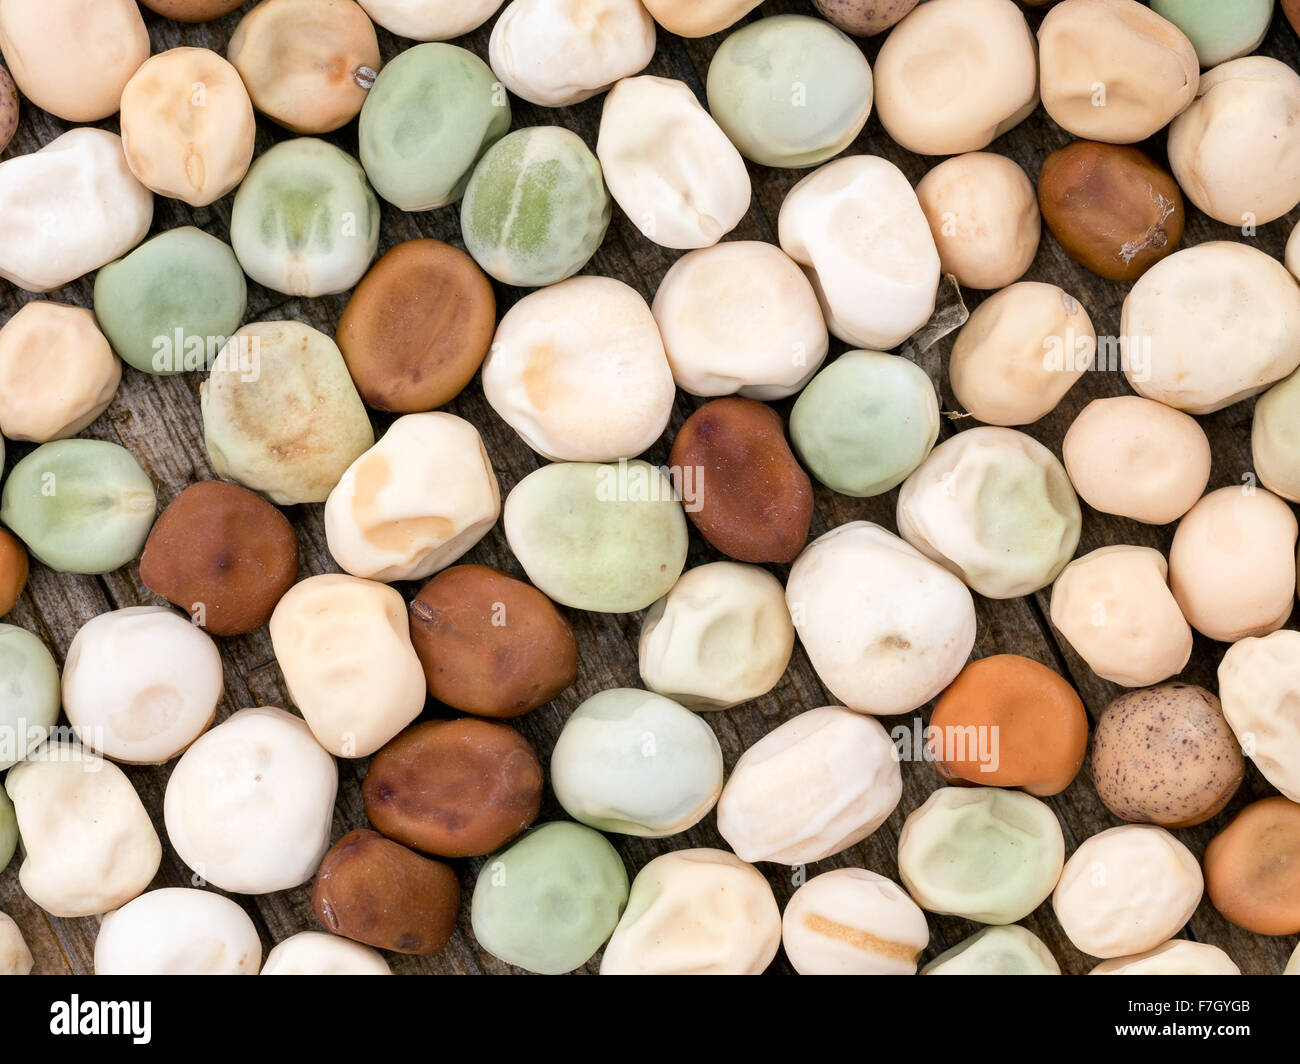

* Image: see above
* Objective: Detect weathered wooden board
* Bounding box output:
[1,0,1297,976]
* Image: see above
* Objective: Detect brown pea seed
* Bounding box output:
[669,397,812,564]
[1205,797,1300,936]
[364,718,543,858]
[139,481,299,636]
[0,528,28,617]
[139,0,247,20]
[1038,140,1184,282]
[312,829,460,955]
[337,240,496,413]
[408,564,577,718]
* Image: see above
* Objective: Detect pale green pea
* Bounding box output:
[791,350,939,497]
[360,43,511,211]
[922,925,1061,975]
[200,320,374,505]
[1252,366,1300,504]
[460,126,611,287]
[1151,0,1274,68]
[503,460,687,613]
[0,623,59,774]
[230,138,380,298]
[706,14,874,169]
[550,689,724,838]
[0,440,155,575]
[470,821,628,975]
[93,227,247,375]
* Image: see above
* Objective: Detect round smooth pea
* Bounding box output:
[550,689,724,838]
[503,461,688,613]
[790,350,939,498]
[706,15,873,169]
[460,126,611,287]
[0,440,156,575]
[230,138,380,298]
[0,623,59,772]
[360,43,510,211]
[471,821,629,974]
[93,227,248,375]
[1150,0,1273,68]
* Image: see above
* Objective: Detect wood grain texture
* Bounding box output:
[1,0,1297,976]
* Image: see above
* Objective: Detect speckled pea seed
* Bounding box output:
[0,66,17,155]
[1092,684,1244,828]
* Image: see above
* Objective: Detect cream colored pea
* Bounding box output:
[1090,940,1240,975]
[785,522,975,715]
[0,304,120,443]
[639,562,793,710]
[717,706,902,865]
[916,153,1041,291]
[481,277,674,462]
[948,282,1094,426]
[270,576,426,758]
[600,849,780,975]
[874,0,1038,156]
[1038,0,1199,143]
[1049,546,1192,688]
[95,889,261,975]
[782,869,929,976]
[490,0,655,108]
[324,413,501,583]
[163,707,338,893]
[120,48,256,207]
[1218,631,1300,803]
[779,156,939,351]
[5,743,162,918]
[0,129,153,294]
[1062,396,1210,525]
[1052,825,1203,958]
[1169,486,1297,643]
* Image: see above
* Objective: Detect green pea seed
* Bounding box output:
[93,227,247,375]
[0,440,156,575]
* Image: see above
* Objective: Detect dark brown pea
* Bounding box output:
[337,239,496,413]
[669,397,812,564]
[1091,684,1243,828]
[139,480,299,636]
[1038,141,1184,282]
[364,718,543,858]
[312,829,461,955]
[408,564,577,719]
[1287,0,1300,35]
